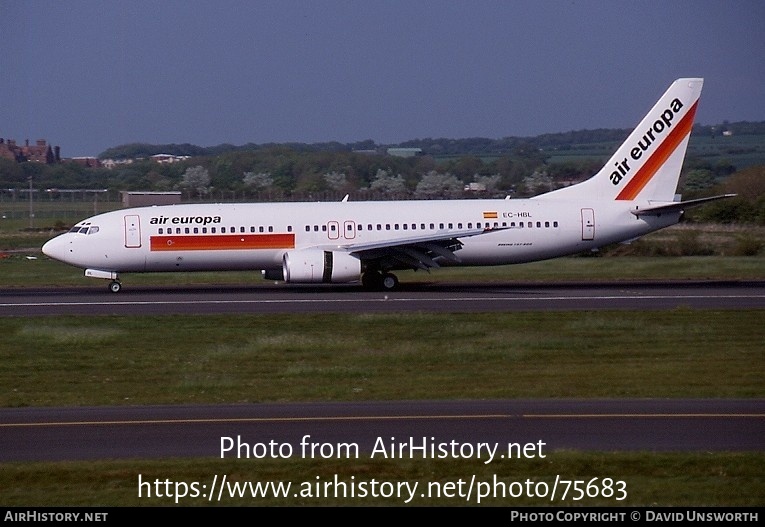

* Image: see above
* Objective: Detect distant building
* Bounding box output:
[121,191,182,208]
[464,182,487,192]
[151,154,191,164]
[0,138,59,164]
[101,158,134,169]
[387,147,422,158]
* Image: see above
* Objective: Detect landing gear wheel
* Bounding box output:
[381,272,399,291]
[109,281,122,293]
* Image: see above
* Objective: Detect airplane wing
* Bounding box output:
[315,227,504,271]
[630,194,737,217]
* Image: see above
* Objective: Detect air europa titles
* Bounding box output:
[149,215,222,226]
[609,97,685,186]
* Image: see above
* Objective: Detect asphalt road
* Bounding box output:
[2,399,763,462]
[2,279,765,316]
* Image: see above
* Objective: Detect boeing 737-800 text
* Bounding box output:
[42,78,733,292]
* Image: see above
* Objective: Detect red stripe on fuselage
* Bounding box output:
[615,101,698,201]
[150,233,295,251]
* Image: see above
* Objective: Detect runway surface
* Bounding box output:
[2,399,763,462]
[2,279,765,316]
[2,280,763,462]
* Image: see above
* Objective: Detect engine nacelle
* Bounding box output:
[282,249,361,284]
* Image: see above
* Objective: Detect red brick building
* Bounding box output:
[0,138,59,163]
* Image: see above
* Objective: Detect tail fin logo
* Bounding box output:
[610,97,685,187]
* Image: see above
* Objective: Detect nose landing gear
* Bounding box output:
[85,269,122,293]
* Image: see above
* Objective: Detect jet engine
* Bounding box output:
[282,249,361,284]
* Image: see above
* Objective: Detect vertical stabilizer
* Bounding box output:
[539,78,703,202]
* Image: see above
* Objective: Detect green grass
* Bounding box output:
[1,311,763,407]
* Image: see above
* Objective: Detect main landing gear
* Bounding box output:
[109,280,122,293]
[361,271,399,291]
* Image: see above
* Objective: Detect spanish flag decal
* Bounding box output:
[483,211,498,219]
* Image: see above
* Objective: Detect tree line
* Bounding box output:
[0,122,763,225]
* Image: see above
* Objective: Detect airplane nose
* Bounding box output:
[42,235,67,261]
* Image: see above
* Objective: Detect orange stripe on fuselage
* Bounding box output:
[150,233,295,251]
[615,101,698,201]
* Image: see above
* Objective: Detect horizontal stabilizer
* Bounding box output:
[630,194,737,216]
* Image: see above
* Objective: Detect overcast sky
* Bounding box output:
[2,0,764,157]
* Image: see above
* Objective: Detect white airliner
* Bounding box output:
[43,78,733,292]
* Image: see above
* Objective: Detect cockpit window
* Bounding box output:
[87,226,99,235]
[70,222,92,234]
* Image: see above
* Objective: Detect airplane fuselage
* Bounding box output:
[42,198,678,275]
